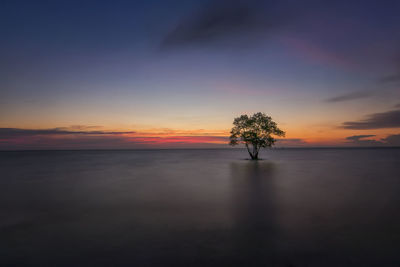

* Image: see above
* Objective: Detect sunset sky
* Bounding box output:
[1,0,400,149]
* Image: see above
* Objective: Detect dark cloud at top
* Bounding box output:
[0,128,135,139]
[341,109,400,129]
[325,91,373,103]
[161,0,290,48]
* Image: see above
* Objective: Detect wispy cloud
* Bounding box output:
[341,109,400,129]
[380,74,400,84]
[0,127,313,149]
[160,0,290,49]
[381,134,400,146]
[0,127,229,150]
[0,128,135,139]
[379,53,400,84]
[345,135,381,146]
[346,135,376,141]
[325,91,373,103]
[345,134,400,147]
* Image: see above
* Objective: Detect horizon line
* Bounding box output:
[1,146,400,152]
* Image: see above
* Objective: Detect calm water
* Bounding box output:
[1,148,400,266]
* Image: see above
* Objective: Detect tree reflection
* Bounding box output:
[229,161,280,265]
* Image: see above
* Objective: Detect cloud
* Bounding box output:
[380,74,400,84]
[0,127,229,150]
[160,0,288,48]
[345,135,376,141]
[0,128,135,139]
[345,134,400,147]
[379,54,400,84]
[341,109,400,129]
[325,91,373,103]
[381,134,400,146]
[395,103,400,108]
[345,135,381,146]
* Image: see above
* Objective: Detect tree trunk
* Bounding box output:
[252,151,258,160]
[252,145,257,160]
[246,143,258,160]
[254,145,260,160]
[245,143,254,159]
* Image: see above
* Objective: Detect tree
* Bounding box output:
[229,112,285,160]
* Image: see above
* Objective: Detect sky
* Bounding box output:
[1,0,400,149]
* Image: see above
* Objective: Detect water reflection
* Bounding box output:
[230,161,279,265]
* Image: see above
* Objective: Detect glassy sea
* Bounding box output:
[1,148,400,267]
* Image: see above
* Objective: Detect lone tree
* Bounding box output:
[229,112,285,160]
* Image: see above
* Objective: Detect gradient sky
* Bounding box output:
[1,0,400,149]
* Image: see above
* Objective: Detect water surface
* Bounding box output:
[1,148,400,266]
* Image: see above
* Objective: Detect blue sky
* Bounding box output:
[1,0,400,149]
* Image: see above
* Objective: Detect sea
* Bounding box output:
[1,148,400,266]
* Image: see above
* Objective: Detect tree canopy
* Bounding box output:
[229,112,285,159]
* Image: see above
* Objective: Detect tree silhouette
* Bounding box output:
[229,112,285,160]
